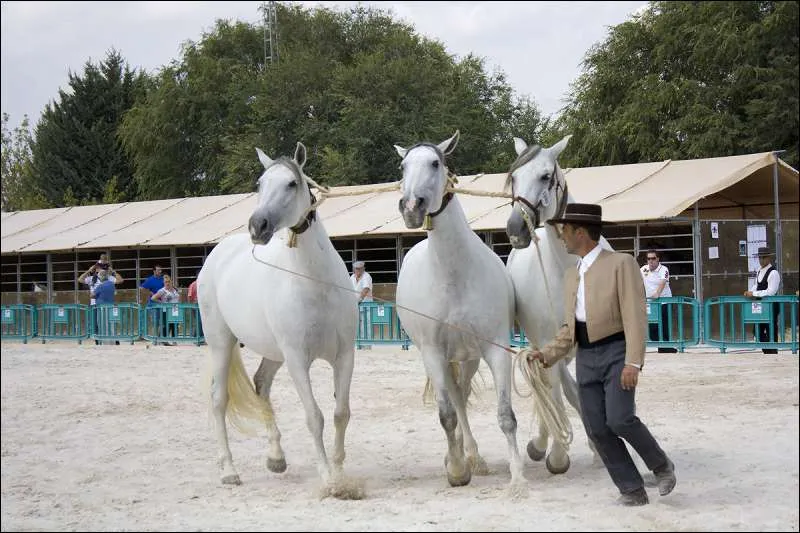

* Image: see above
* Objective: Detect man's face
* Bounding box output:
[557,223,580,255]
[647,253,659,270]
[155,266,163,276]
[759,256,771,268]
[354,266,363,277]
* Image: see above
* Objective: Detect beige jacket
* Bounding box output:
[541,249,648,368]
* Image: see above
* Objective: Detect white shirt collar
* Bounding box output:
[579,243,604,273]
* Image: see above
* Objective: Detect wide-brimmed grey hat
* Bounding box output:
[546,203,612,226]
[353,260,365,269]
[753,246,774,257]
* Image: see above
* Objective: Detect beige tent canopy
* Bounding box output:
[2,151,797,254]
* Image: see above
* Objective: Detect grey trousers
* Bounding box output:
[576,338,669,494]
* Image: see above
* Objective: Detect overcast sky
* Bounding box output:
[1,1,646,131]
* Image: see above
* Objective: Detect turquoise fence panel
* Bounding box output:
[704,295,799,354]
[36,304,89,343]
[91,304,141,344]
[1,304,37,343]
[646,297,701,352]
[509,325,529,348]
[357,302,410,349]
[141,303,204,345]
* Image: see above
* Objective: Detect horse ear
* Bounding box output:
[294,142,307,168]
[256,147,273,169]
[513,137,528,156]
[549,134,573,159]
[394,145,408,159]
[437,130,460,155]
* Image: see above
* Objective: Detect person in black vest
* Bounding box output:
[744,246,781,354]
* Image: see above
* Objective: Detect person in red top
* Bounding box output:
[187,269,202,338]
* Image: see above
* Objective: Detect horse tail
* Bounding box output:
[422,362,483,407]
[225,343,275,435]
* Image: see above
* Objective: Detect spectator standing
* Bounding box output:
[744,246,782,354]
[640,249,677,353]
[151,274,180,345]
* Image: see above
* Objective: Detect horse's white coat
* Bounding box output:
[394,131,525,491]
[505,135,609,472]
[197,143,359,495]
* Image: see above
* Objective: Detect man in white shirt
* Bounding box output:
[350,260,373,349]
[350,261,373,302]
[640,249,676,353]
[744,246,781,354]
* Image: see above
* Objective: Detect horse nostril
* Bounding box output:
[415,196,425,209]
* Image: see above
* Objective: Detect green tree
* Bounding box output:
[554,1,799,169]
[1,113,46,211]
[29,49,150,207]
[120,3,545,196]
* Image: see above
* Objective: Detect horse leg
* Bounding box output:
[283,354,332,487]
[423,351,470,487]
[331,346,355,476]
[558,357,601,464]
[253,357,287,473]
[482,348,526,489]
[458,359,489,475]
[544,362,570,474]
[205,328,241,485]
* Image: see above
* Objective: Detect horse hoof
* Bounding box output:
[267,457,287,473]
[447,469,472,487]
[526,440,546,462]
[221,473,242,485]
[546,454,570,475]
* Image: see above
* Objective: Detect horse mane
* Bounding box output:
[504,144,542,192]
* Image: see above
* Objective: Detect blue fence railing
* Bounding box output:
[3,297,798,354]
[1,304,37,343]
[356,302,411,349]
[704,295,799,354]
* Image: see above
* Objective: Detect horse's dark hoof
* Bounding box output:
[546,454,570,475]
[526,440,546,462]
[447,469,472,487]
[267,457,287,473]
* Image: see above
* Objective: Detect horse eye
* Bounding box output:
[288,181,297,188]
[540,173,551,181]
[432,160,440,169]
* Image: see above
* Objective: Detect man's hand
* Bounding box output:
[744,290,754,298]
[621,365,639,390]
[526,349,549,369]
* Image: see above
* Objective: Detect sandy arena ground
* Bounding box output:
[1,341,798,532]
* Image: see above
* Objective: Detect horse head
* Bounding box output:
[394,130,460,229]
[248,142,315,245]
[505,135,572,249]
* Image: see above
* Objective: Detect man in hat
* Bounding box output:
[526,203,676,507]
[351,260,373,349]
[744,246,781,354]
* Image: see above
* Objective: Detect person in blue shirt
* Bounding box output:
[140,264,166,337]
[91,268,124,345]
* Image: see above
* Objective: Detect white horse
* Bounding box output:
[505,135,608,473]
[197,142,361,498]
[394,131,526,491]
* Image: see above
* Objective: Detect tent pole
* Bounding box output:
[772,151,785,275]
[693,202,704,342]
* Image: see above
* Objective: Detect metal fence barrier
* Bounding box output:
[1,304,37,343]
[36,304,89,343]
[357,302,411,349]
[141,303,205,346]
[91,303,142,345]
[704,295,799,354]
[646,296,701,352]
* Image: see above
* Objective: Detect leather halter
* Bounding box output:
[289,190,317,236]
[428,191,454,219]
[510,168,569,228]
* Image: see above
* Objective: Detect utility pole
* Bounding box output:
[259,1,279,69]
